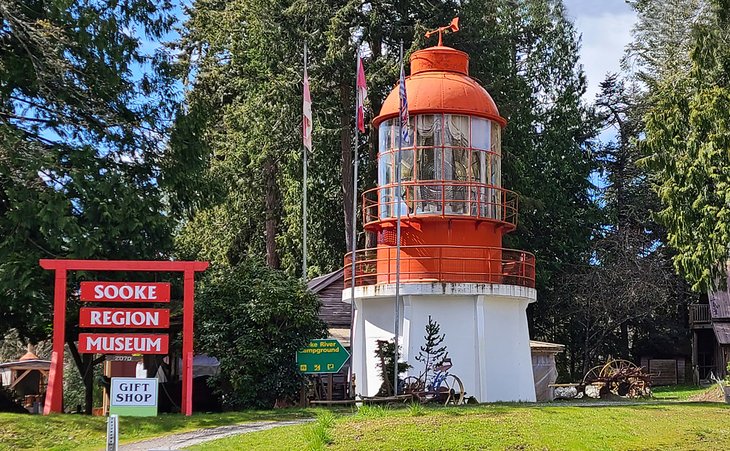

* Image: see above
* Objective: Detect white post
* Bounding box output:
[349,50,360,398]
[302,43,309,278]
[393,40,405,395]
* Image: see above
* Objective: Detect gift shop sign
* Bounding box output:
[80,282,170,302]
[110,377,158,417]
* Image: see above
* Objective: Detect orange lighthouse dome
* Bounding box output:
[374,46,506,128]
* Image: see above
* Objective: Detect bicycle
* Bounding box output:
[401,357,465,405]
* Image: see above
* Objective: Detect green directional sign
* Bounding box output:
[296,339,350,374]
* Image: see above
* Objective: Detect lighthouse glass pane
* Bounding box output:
[378,153,393,219]
[472,118,490,150]
[416,115,441,148]
[471,150,487,216]
[400,149,414,181]
[491,122,501,155]
[444,115,469,148]
[380,120,397,151]
[418,147,437,180]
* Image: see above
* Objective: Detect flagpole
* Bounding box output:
[302,42,309,279]
[393,40,404,396]
[349,50,360,399]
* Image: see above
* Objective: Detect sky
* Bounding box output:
[563,0,637,101]
[161,1,637,103]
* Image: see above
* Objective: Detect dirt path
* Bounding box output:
[118,418,313,450]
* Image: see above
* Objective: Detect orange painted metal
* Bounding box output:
[344,246,535,288]
[373,46,506,128]
[361,182,518,232]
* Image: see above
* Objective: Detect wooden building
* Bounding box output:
[689,287,730,380]
[0,349,50,413]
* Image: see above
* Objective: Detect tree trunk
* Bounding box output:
[68,340,94,415]
[619,322,630,359]
[264,156,280,269]
[341,82,354,251]
[82,353,93,414]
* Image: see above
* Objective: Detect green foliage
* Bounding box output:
[642,1,730,291]
[374,339,410,397]
[407,401,425,417]
[305,410,336,450]
[0,0,178,341]
[195,258,327,409]
[414,316,448,379]
[355,404,390,418]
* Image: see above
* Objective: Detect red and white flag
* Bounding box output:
[356,55,367,133]
[303,55,312,151]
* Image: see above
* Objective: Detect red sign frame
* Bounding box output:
[79,307,170,329]
[39,259,208,416]
[80,281,171,302]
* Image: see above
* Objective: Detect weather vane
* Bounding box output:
[425,17,460,47]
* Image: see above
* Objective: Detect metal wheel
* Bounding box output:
[402,376,425,395]
[441,374,465,405]
[598,359,639,379]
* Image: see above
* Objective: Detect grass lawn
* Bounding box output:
[651,384,716,400]
[193,402,730,451]
[0,409,313,451]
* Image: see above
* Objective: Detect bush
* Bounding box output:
[196,259,327,409]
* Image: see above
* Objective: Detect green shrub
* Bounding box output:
[196,259,328,409]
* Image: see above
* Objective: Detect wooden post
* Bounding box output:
[691,330,698,382]
[44,268,67,414]
[327,374,333,402]
[181,269,195,416]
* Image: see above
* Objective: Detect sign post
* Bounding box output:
[106,414,119,451]
[296,339,350,374]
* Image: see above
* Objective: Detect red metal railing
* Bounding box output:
[362,182,518,228]
[344,245,536,289]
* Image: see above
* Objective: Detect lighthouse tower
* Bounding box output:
[344,42,537,402]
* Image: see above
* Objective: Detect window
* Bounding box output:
[377,113,504,220]
[444,115,469,148]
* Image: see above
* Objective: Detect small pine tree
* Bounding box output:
[374,339,410,396]
[415,316,449,383]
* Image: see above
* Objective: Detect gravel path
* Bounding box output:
[119,418,314,450]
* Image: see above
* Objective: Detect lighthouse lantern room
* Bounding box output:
[344,40,537,402]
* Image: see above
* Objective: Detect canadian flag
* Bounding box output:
[356,55,367,133]
[303,59,312,151]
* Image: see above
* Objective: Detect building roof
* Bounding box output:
[0,359,51,370]
[19,351,39,361]
[713,322,730,345]
[708,289,730,320]
[308,268,345,293]
[308,268,351,328]
[529,340,565,353]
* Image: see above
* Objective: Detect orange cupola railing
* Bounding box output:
[345,38,535,289]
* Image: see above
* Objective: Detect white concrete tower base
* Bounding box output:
[345,282,537,402]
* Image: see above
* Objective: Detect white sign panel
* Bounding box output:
[110,377,158,416]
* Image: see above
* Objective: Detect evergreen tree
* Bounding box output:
[415,316,449,382]
[0,0,179,413]
[0,1,177,339]
[642,0,730,290]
